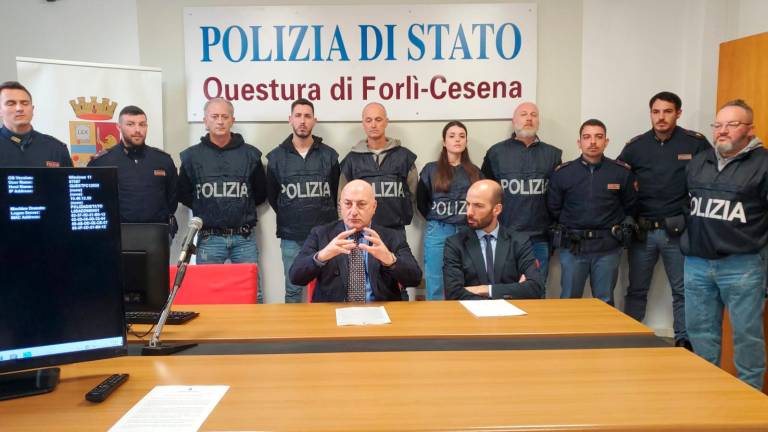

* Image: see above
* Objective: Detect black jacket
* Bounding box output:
[443,225,544,300]
[266,135,340,241]
[289,221,422,302]
[681,142,768,259]
[88,141,178,224]
[177,133,266,229]
[618,126,710,218]
[0,127,73,168]
[416,162,478,225]
[481,135,562,236]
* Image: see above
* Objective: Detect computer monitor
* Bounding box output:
[121,223,170,312]
[0,167,127,400]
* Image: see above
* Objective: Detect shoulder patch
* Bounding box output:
[610,159,632,170]
[148,146,172,158]
[554,161,572,172]
[625,134,643,146]
[90,149,110,160]
[682,128,707,140]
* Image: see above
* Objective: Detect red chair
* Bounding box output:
[306,279,316,303]
[169,263,258,304]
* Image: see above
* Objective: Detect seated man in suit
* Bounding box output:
[444,179,544,300]
[290,179,422,302]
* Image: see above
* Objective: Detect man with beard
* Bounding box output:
[443,179,544,300]
[88,105,178,235]
[682,99,768,390]
[266,99,340,303]
[481,101,561,290]
[547,119,637,305]
[618,91,709,350]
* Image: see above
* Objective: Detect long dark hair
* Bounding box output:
[434,121,481,193]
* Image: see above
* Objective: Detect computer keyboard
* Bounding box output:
[125,310,199,325]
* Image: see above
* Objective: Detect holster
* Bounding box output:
[664,214,686,237]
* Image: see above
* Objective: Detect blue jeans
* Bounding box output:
[424,220,461,300]
[684,251,766,390]
[281,239,305,303]
[625,229,687,342]
[559,248,621,305]
[197,231,263,304]
[530,240,550,297]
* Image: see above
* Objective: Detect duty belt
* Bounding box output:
[200,225,252,237]
[641,218,665,230]
[568,229,611,240]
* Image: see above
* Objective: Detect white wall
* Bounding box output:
[580,0,730,335]
[0,0,140,80]
[4,0,767,337]
[731,0,768,39]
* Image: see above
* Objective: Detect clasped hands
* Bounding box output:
[317,227,396,266]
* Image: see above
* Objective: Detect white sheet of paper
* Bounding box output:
[460,299,528,317]
[336,306,392,326]
[109,385,229,432]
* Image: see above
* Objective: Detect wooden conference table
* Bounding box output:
[3,347,768,431]
[127,299,662,353]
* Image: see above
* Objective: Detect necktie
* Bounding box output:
[347,232,366,302]
[483,234,495,285]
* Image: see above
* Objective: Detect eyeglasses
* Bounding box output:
[710,121,752,130]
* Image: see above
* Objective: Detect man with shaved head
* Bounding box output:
[290,179,421,302]
[339,102,418,233]
[443,179,544,300]
[481,101,562,291]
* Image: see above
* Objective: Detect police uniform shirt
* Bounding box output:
[618,126,710,219]
[416,162,478,225]
[266,135,340,241]
[681,144,768,259]
[547,156,637,230]
[88,141,178,223]
[0,126,73,168]
[481,135,562,236]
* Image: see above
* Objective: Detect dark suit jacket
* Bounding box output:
[289,221,422,302]
[443,225,544,300]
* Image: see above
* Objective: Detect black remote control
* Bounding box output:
[85,373,129,403]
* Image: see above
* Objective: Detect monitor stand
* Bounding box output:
[0,367,60,401]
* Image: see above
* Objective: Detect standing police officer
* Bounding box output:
[88,105,178,234]
[0,81,72,168]
[682,99,768,390]
[178,97,267,302]
[340,102,417,233]
[548,119,637,305]
[618,92,709,350]
[266,99,340,303]
[481,101,561,289]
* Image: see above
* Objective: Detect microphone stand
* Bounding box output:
[142,243,198,356]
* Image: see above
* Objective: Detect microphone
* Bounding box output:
[177,217,203,266]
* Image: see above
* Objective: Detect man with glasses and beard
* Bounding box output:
[682,99,768,390]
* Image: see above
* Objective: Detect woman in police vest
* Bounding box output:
[417,121,482,300]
